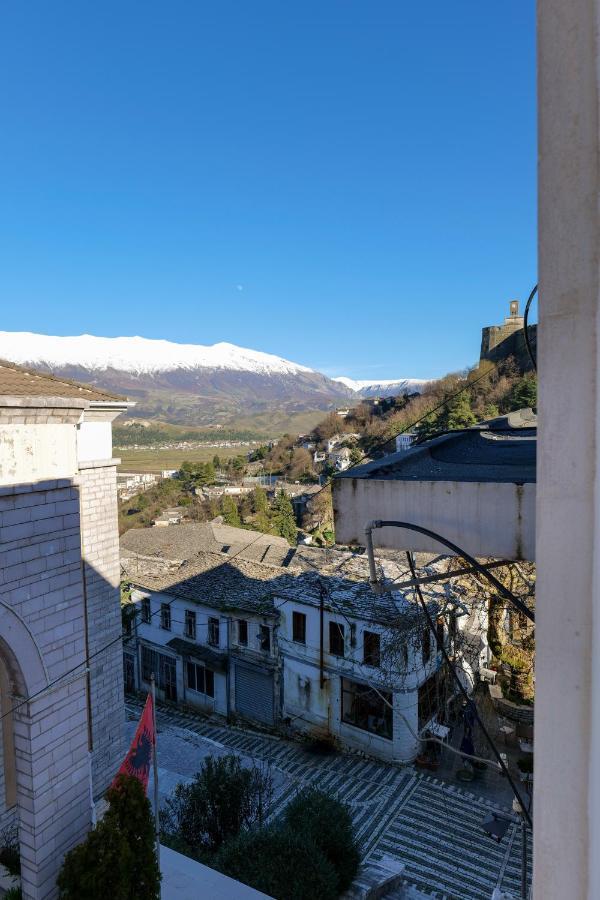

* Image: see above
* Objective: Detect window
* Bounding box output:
[160,603,171,631]
[422,627,431,665]
[141,646,177,701]
[141,597,151,624]
[363,631,381,667]
[342,678,392,739]
[141,646,158,682]
[208,617,220,647]
[350,623,357,648]
[259,625,271,653]
[436,617,445,651]
[237,619,248,646]
[329,621,345,657]
[185,610,197,640]
[292,612,306,644]
[418,672,439,729]
[186,661,215,698]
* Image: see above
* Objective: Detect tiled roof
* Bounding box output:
[120,522,294,567]
[0,359,127,402]
[125,545,431,625]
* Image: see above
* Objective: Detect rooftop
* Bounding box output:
[0,359,127,403]
[125,542,436,625]
[339,409,536,485]
[121,521,294,567]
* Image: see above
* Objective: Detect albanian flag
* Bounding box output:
[113,693,155,792]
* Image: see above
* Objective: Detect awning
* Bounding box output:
[166,638,228,673]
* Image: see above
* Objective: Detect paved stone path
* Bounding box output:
[126,699,532,900]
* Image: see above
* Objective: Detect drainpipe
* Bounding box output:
[365,520,383,592]
[319,581,325,689]
[225,617,231,720]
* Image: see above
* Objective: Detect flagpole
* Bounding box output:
[150,674,160,869]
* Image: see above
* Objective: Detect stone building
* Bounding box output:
[480,299,537,371]
[0,361,129,898]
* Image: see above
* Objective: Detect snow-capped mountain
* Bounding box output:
[333,376,428,397]
[0,331,426,426]
[0,331,352,425]
[0,331,313,377]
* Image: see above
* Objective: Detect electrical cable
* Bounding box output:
[406,551,532,829]
[523,284,538,373]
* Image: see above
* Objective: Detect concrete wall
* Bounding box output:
[333,476,535,560]
[535,1,600,897]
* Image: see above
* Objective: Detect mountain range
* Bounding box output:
[0,331,426,429]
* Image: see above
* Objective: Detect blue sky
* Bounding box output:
[0,2,535,380]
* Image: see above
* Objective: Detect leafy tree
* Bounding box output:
[215,827,338,900]
[104,775,161,899]
[160,755,272,856]
[349,447,362,465]
[221,495,241,527]
[271,491,297,544]
[58,775,160,900]
[212,454,221,469]
[508,374,537,410]
[282,789,359,893]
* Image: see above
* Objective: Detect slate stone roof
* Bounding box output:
[339,409,536,485]
[0,359,127,402]
[126,545,430,626]
[120,522,294,567]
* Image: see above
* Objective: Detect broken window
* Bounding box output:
[329,621,345,657]
[363,631,381,667]
[342,678,392,739]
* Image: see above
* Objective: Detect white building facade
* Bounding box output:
[0,362,129,899]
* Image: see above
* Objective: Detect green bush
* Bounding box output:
[160,755,272,855]
[4,887,22,900]
[215,826,338,900]
[282,789,360,892]
[57,775,160,900]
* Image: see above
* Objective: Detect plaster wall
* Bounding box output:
[0,424,78,485]
[334,477,535,560]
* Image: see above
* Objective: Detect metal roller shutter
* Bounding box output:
[234,663,275,725]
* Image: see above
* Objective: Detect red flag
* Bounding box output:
[113,693,155,792]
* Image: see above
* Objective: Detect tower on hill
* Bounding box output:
[480,299,536,371]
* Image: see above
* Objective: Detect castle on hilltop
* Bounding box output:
[480,299,537,371]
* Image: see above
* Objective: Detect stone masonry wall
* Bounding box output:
[0,479,92,898]
[77,461,125,797]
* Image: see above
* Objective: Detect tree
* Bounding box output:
[160,755,272,857]
[444,392,477,431]
[282,789,359,893]
[251,488,271,533]
[508,374,537,410]
[221,495,241,527]
[271,491,297,544]
[215,827,338,900]
[212,454,221,469]
[58,775,160,900]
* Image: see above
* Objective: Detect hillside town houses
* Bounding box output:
[120,521,488,764]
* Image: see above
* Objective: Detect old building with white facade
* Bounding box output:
[120,524,472,763]
[0,361,129,899]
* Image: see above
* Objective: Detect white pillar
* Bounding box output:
[536,1,600,897]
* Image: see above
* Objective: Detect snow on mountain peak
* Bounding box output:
[333,376,428,394]
[0,332,314,377]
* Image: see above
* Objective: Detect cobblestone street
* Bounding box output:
[126,699,531,899]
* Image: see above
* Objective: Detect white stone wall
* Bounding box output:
[0,479,92,899]
[78,461,125,798]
